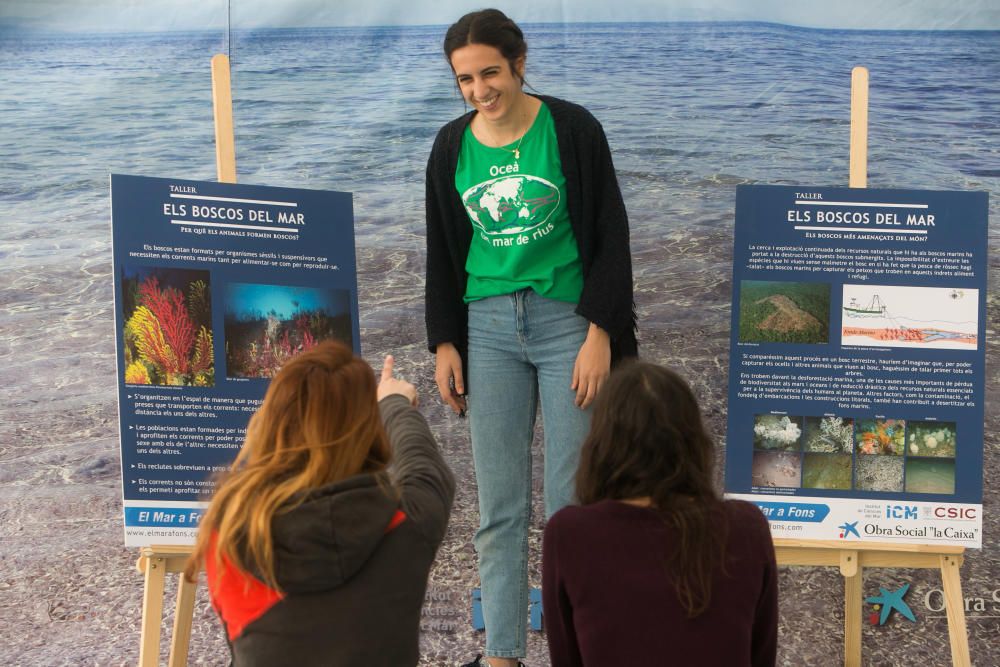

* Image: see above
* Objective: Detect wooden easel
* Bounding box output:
[772,67,971,667]
[135,53,236,667]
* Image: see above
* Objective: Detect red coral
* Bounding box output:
[139,276,196,375]
[130,306,179,374]
[191,326,213,374]
[278,330,293,358]
[301,328,316,350]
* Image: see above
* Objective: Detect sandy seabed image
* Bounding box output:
[751,450,802,488]
[802,453,853,490]
[905,458,956,494]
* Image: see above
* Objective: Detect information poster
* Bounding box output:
[725,185,987,548]
[111,174,359,546]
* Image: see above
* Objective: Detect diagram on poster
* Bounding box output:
[111,174,359,546]
[724,185,987,548]
[841,284,978,349]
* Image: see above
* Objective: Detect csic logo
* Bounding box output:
[925,506,977,520]
[885,505,918,520]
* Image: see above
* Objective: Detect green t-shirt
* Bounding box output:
[456,102,583,303]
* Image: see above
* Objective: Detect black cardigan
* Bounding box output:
[424,95,638,380]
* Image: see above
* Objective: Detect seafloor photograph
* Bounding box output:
[738,280,831,344]
[801,453,853,490]
[120,266,213,387]
[751,450,802,488]
[752,414,803,451]
[224,283,353,378]
[905,420,957,458]
[856,418,906,456]
[905,457,957,494]
[855,455,905,492]
[802,416,854,454]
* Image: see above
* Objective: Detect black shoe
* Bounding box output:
[460,655,525,667]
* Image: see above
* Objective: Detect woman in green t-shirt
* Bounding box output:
[424,9,637,666]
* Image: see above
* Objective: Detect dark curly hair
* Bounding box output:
[443,8,528,83]
[575,361,728,617]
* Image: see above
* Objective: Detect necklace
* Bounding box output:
[481,106,530,160]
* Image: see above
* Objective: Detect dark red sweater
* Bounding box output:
[542,499,777,667]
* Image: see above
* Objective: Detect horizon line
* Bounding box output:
[3,19,1000,37]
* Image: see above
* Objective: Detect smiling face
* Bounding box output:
[449,43,526,125]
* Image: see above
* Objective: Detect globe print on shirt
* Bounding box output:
[462,173,561,236]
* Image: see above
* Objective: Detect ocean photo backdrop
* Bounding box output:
[1,19,998,665]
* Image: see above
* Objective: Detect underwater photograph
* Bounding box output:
[738,281,831,344]
[752,414,803,451]
[855,456,905,492]
[751,450,802,489]
[905,457,956,494]
[856,418,906,456]
[120,266,214,387]
[802,416,854,454]
[905,420,957,458]
[801,453,853,490]
[224,283,353,378]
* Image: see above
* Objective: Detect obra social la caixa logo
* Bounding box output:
[838,505,929,539]
[864,580,1000,627]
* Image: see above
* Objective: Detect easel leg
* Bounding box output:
[939,555,971,667]
[139,556,167,667]
[843,569,863,667]
[168,573,198,667]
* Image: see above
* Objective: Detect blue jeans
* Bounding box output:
[467,289,592,658]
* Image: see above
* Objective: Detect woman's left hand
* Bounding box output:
[572,323,611,408]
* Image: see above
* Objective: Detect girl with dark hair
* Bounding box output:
[186,341,454,666]
[424,8,637,667]
[542,361,778,666]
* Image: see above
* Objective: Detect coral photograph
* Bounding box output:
[752,414,803,451]
[121,267,214,386]
[802,416,854,454]
[738,280,831,344]
[801,453,853,490]
[905,420,957,458]
[224,283,353,379]
[856,418,906,456]
[905,458,956,494]
[751,451,802,489]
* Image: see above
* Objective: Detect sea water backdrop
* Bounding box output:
[1,22,998,664]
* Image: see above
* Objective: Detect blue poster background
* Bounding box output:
[725,184,987,507]
[111,174,358,541]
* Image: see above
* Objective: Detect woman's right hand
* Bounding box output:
[434,342,467,415]
[378,355,418,406]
